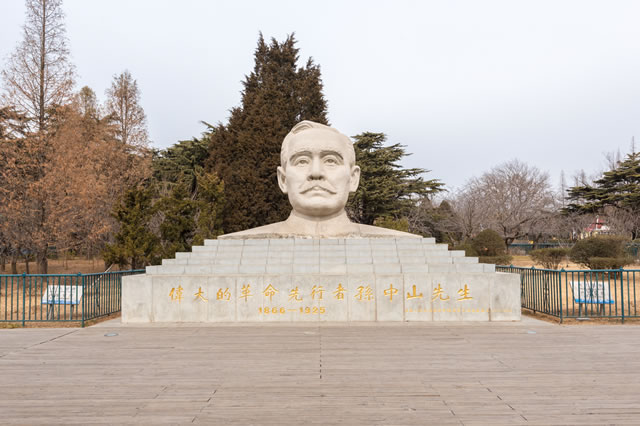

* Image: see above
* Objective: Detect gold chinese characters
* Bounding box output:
[168,283,476,306]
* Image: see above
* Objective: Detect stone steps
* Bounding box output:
[147,237,494,275]
[145,262,493,275]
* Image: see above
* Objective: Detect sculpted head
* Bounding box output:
[277,121,361,219]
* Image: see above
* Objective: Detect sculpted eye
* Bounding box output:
[294,156,310,166]
[324,156,339,165]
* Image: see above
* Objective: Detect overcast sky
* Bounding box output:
[2,0,639,190]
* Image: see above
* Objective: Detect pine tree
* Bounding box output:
[347,132,444,225]
[151,129,225,250]
[152,135,210,195]
[103,186,159,270]
[206,34,328,233]
[156,183,198,258]
[565,151,640,239]
[192,170,225,245]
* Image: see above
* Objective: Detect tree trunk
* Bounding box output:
[0,255,5,272]
[11,260,17,275]
[25,257,30,274]
[38,0,46,133]
[37,247,48,274]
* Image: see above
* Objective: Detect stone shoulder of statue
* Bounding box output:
[219,121,421,239]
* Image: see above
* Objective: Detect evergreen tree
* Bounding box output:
[206,34,328,233]
[565,151,640,239]
[152,135,210,195]
[156,183,198,258]
[104,185,159,269]
[347,132,444,225]
[149,131,225,254]
[192,170,225,245]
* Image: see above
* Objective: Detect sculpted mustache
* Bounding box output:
[300,184,337,194]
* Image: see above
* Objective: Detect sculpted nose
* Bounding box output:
[308,157,324,180]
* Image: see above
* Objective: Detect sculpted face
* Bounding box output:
[277,127,360,219]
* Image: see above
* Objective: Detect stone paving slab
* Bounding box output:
[1,318,640,424]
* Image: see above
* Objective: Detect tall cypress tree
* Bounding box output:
[206,34,328,233]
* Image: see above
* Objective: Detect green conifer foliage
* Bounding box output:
[206,34,329,233]
[103,186,160,269]
[148,129,225,258]
[193,170,225,245]
[156,183,198,258]
[347,132,444,225]
[565,152,640,238]
[152,136,210,195]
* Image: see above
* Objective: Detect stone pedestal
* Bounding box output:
[122,237,520,323]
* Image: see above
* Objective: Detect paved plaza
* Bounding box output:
[1,318,639,425]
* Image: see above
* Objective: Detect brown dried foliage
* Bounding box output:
[0,100,150,273]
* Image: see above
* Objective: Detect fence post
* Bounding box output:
[531,266,536,313]
[21,273,26,327]
[620,268,625,323]
[559,269,564,324]
[80,273,85,328]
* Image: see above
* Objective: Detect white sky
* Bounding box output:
[2,0,639,190]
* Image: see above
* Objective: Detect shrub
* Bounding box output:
[569,235,628,269]
[375,216,410,233]
[471,229,506,256]
[587,257,632,270]
[479,255,513,265]
[530,248,569,269]
[451,242,478,257]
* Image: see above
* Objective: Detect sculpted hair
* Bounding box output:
[280,121,356,168]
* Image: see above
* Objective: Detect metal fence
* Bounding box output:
[0,270,144,327]
[497,266,639,322]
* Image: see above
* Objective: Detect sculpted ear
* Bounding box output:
[349,165,361,192]
[277,166,288,194]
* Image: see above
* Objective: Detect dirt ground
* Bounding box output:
[509,255,587,269]
[1,257,122,275]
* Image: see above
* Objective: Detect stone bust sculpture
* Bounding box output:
[219,121,419,239]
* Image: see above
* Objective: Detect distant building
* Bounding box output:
[581,216,611,239]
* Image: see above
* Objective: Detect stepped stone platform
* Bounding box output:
[122,237,520,323]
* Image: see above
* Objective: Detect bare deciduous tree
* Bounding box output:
[455,159,557,246]
[1,0,75,133]
[447,187,490,242]
[105,70,149,150]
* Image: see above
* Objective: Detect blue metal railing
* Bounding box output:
[497,265,639,322]
[0,270,144,327]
